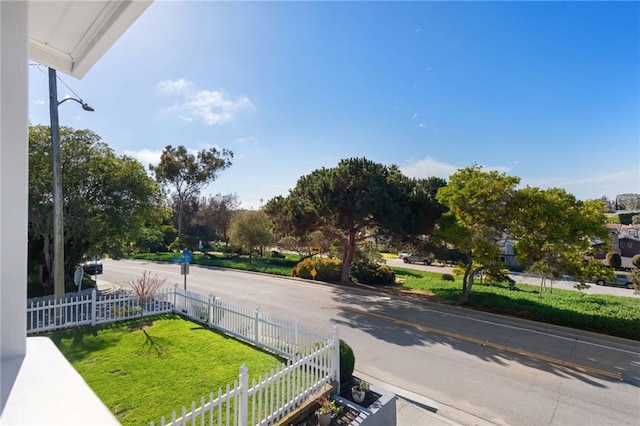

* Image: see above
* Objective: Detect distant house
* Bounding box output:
[499,240,517,267]
[618,235,640,257]
[598,224,640,258]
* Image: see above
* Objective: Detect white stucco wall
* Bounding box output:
[0,0,29,362]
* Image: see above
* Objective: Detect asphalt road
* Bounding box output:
[100,259,639,426]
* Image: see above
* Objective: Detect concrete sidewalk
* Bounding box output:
[357,370,495,426]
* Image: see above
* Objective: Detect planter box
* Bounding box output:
[333,383,396,426]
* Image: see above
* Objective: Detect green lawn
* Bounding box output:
[395,267,640,340]
[132,251,299,276]
[49,314,284,425]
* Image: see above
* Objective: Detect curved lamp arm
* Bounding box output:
[57,97,94,111]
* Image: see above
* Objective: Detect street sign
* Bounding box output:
[310,246,321,254]
[182,249,193,262]
[311,268,317,279]
[180,262,190,275]
[73,266,84,286]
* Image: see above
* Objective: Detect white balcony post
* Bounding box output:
[0,0,28,362]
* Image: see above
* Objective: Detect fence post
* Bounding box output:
[332,325,340,390]
[239,364,249,426]
[208,293,213,327]
[91,289,97,326]
[255,307,261,346]
[293,317,299,352]
[173,283,178,313]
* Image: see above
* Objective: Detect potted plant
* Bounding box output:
[351,378,369,404]
[316,396,342,426]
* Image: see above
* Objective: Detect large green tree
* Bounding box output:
[228,210,274,262]
[28,125,162,290]
[436,165,520,303]
[150,145,233,238]
[508,187,610,293]
[266,157,444,282]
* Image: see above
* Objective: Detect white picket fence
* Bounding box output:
[26,287,174,333]
[153,329,339,426]
[26,285,339,425]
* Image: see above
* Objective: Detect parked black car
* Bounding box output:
[82,258,103,274]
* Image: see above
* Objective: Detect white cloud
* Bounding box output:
[157,78,194,95]
[401,157,511,180]
[400,157,459,180]
[156,78,254,125]
[124,148,163,167]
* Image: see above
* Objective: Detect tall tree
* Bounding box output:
[228,210,274,262]
[150,145,233,238]
[28,125,162,291]
[509,187,610,290]
[198,193,239,246]
[266,158,443,282]
[436,165,520,303]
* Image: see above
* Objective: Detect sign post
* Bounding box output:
[181,262,189,291]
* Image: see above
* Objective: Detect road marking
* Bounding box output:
[422,307,639,355]
[337,305,623,381]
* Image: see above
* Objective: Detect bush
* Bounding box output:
[339,339,355,384]
[606,252,622,270]
[442,273,455,281]
[483,268,513,284]
[291,258,342,282]
[632,254,640,269]
[351,263,395,285]
[270,250,285,258]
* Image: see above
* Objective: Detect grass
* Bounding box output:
[49,314,284,425]
[396,268,640,340]
[132,251,299,276]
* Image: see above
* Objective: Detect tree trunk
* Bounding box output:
[459,264,505,305]
[340,230,356,283]
[42,234,53,285]
[177,201,184,238]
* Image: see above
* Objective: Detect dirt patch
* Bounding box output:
[127,321,153,332]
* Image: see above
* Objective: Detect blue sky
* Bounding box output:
[28,1,639,209]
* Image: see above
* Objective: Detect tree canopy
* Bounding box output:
[150,145,233,237]
[28,125,162,290]
[436,165,610,303]
[228,210,274,262]
[265,157,445,282]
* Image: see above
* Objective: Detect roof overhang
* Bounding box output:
[28,0,152,78]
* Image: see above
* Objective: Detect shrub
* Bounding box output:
[442,273,455,281]
[632,254,640,269]
[606,252,622,270]
[483,268,513,284]
[291,258,342,282]
[339,339,355,384]
[351,263,395,285]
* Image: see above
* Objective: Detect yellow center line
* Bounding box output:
[336,305,622,381]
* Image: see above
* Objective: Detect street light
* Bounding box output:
[48,67,94,303]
